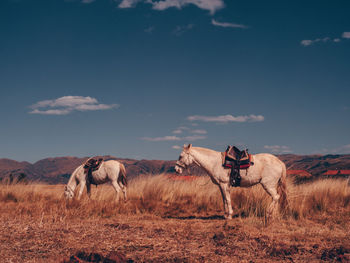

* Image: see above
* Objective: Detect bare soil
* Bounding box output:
[1,212,349,263]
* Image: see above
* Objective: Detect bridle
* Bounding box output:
[175,160,186,169]
[176,151,200,170]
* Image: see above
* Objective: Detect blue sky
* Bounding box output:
[1,0,349,162]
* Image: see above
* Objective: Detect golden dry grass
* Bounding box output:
[1,175,349,220]
[0,175,350,262]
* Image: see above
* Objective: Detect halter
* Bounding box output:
[175,160,186,169]
[176,150,200,169]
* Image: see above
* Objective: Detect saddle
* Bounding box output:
[222,146,254,187]
[83,157,103,185]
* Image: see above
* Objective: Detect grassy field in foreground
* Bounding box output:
[0,175,349,220]
[0,175,349,262]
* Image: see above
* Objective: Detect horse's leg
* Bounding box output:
[218,183,230,219]
[223,184,233,219]
[111,180,121,202]
[261,183,280,219]
[77,180,86,200]
[86,183,91,199]
[120,184,127,202]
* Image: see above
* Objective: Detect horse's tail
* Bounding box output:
[118,163,128,187]
[277,162,288,211]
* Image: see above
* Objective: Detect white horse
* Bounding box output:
[175,144,288,219]
[64,160,127,201]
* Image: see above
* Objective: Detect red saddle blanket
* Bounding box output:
[222,146,254,170]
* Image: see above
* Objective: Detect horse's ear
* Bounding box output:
[183,144,187,149]
[188,144,192,149]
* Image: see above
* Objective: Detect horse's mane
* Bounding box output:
[192,147,220,155]
[68,165,82,184]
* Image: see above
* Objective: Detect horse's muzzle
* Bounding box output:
[174,165,183,174]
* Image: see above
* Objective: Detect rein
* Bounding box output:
[194,177,212,187]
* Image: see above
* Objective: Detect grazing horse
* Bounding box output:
[175,144,288,219]
[64,160,127,201]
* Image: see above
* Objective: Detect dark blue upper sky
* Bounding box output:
[1,0,349,162]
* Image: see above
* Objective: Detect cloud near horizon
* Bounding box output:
[118,0,225,14]
[190,129,207,134]
[172,145,182,149]
[187,114,264,123]
[342,32,350,39]
[29,96,118,115]
[264,145,292,154]
[301,31,350,46]
[211,19,248,29]
[142,135,206,141]
[320,144,350,154]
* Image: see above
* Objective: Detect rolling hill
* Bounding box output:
[0,154,349,184]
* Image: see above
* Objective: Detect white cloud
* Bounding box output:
[327,144,350,154]
[183,135,206,141]
[142,134,206,142]
[190,129,207,134]
[118,0,140,8]
[315,144,350,155]
[172,126,190,134]
[172,145,182,149]
[118,0,224,14]
[300,40,313,46]
[211,19,248,29]
[29,109,71,115]
[264,145,292,154]
[187,114,264,123]
[29,96,118,115]
[172,129,183,134]
[142,136,181,141]
[301,32,350,46]
[301,37,331,46]
[342,32,350,39]
[336,144,350,154]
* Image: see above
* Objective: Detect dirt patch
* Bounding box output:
[267,244,300,261]
[320,246,350,262]
[62,251,132,263]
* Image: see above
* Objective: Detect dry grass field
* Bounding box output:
[1,175,350,262]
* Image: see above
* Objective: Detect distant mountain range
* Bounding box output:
[0,154,350,184]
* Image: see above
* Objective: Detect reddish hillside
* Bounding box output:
[0,159,40,182]
[0,159,31,172]
[32,157,89,178]
[278,154,350,175]
[0,154,349,184]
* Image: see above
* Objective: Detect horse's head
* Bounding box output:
[175,144,194,174]
[64,185,74,199]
